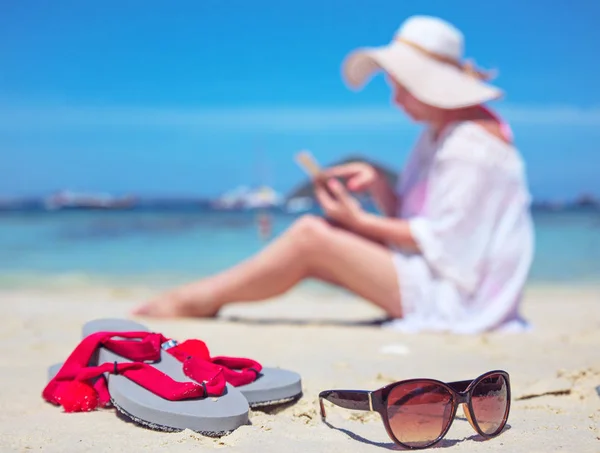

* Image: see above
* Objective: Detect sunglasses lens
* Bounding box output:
[471,373,509,435]
[386,381,453,448]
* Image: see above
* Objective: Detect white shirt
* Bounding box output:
[387,121,534,334]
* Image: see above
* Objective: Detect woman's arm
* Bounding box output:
[316,174,412,249]
[353,212,419,251]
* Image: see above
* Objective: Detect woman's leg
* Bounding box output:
[132,215,402,318]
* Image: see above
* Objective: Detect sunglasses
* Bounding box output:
[319,370,510,450]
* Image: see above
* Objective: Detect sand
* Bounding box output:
[0,283,598,452]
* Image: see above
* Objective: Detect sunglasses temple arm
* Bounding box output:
[318,390,372,422]
[318,396,328,421]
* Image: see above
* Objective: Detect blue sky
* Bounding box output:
[1,0,599,200]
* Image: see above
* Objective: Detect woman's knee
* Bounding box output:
[287,215,332,253]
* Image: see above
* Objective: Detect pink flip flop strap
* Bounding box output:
[43,331,226,413]
[167,339,263,387]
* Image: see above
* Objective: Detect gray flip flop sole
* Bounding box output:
[47,328,249,436]
[84,318,303,408]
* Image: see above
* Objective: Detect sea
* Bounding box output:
[0,207,599,290]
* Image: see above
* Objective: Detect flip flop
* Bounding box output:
[45,329,249,436]
[50,318,303,407]
[84,318,303,407]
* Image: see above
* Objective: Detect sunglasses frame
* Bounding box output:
[318,369,511,450]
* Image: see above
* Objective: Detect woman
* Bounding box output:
[134,16,534,333]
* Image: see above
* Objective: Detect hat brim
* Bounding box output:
[342,41,503,109]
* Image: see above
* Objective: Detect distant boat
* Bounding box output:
[574,193,599,209]
[244,186,282,209]
[211,186,251,210]
[43,190,136,211]
[211,185,282,210]
[286,196,313,213]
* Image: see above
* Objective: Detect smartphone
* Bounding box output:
[294,150,340,201]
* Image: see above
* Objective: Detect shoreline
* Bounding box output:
[1,270,599,291]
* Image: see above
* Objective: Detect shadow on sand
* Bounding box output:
[221,315,394,328]
[321,418,512,450]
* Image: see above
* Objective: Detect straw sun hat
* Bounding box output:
[342,16,502,109]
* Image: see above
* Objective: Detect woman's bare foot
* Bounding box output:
[132,285,221,318]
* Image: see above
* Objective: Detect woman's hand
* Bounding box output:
[323,162,379,192]
[323,161,398,217]
[314,178,365,228]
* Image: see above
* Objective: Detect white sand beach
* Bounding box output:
[0,284,598,452]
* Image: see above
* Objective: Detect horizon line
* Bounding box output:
[1,189,598,203]
[1,102,600,132]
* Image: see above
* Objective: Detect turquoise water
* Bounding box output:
[0,209,599,289]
